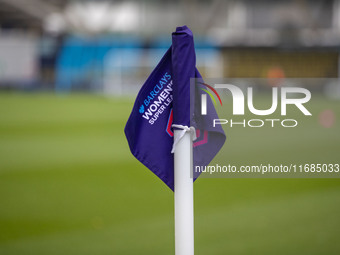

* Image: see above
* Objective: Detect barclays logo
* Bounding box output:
[139,105,145,114]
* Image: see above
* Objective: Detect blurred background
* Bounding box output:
[0,0,339,254]
[1,0,340,93]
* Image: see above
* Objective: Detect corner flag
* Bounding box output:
[124,26,225,191]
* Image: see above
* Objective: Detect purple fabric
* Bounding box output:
[125,26,225,191]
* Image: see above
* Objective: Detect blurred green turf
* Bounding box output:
[0,92,339,255]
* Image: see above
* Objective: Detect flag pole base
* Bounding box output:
[174,130,194,255]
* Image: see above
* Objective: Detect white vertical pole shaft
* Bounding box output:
[174,130,194,255]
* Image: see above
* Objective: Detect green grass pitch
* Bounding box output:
[0,92,339,255]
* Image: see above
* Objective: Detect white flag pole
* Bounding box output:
[174,130,194,255]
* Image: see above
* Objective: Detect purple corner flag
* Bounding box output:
[124,26,226,191]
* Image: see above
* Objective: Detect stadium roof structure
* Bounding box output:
[0,0,68,30]
[0,0,339,48]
